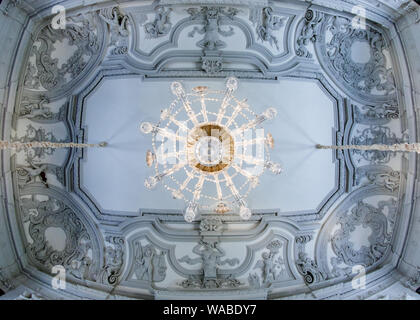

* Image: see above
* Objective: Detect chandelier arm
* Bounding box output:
[216,77,238,124]
[200,96,209,123]
[175,90,199,126]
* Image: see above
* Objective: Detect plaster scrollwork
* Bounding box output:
[330,199,398,268]
[318,15,396,97]
[15,158,65,189]
[250,7,285,50]
[2,0,22,16]
[355,165,400,192]
[99,7,130,56]
[144,5,173,39]
[16,161,49,189]
[15,290,44,300]
[178,238,241,289]
[199,217,223,233]
[12,124,67,162]
[296,9,324,58]
[187,6,239,51]
[131,241,167,282]
[24,12,100,91]
[377,293,418,300]
[330,256,352,278]
[293,234,327,285]
[0,268,13,291]
[354,103,399,125]
[295,235,312,252]
[248,240,288,288]
[296,252,327,285]
[19,197,98,281]
[351,126,408,164]
[19,97,66,123]
[405,267,420,290]
[98,236,125,285]
[201,54,223,73]
[24,64,40,89]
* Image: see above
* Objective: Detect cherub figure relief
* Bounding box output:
[144,6,173,38]
[133,241,167,282]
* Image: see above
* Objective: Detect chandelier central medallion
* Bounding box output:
[140,78,281,222]
[188,123,234,173]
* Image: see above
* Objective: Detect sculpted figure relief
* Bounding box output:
[187,6,238,51]
[248,240,287,288]
[179,239,240,289]
[180,239,238,279]
[133,241,167,282]
[99,7,129,45]
[16,161,65,188]
[19,97,53,120]
[99,7,129,55]
[251,7,285,50]
[144,5,172,38]
[16,160,49,188]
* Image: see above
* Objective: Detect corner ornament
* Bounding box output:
[321,15,396,96]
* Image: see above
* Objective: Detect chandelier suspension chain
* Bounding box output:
[316,143,420,154]
[0,140,107,150]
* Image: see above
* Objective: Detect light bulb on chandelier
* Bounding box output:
[239,205,252,220]
[184,202,198,223]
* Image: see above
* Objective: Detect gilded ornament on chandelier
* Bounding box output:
[192,86,209,95]
[266,133,274,149]
[214,202,230,214]
[146,150,155,167]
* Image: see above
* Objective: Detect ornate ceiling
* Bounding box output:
[0,0,420,300]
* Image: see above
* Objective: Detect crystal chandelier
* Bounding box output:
[140,77,282,222]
